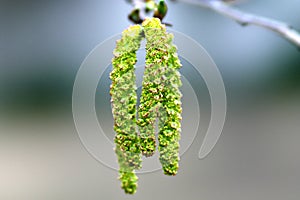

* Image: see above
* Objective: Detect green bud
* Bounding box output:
[154,0,168,21]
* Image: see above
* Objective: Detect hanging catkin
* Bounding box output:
[110,25,143,194]
[137,23,161,157]
[141,18,182,175]
[110,18,183,194]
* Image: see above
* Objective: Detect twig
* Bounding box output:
[174,0,300,48]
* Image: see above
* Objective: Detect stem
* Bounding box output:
[175,0,300,48]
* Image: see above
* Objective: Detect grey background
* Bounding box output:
[1,0,300,199]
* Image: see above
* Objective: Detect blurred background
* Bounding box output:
[0,0,299,199]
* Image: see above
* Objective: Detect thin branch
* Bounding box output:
[174,0,300,48]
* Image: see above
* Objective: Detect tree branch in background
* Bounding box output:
[177,0,300,48]
[127,0,300,48]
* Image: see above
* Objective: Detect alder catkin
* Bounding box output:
[137,45,160,157]
[141,18,182,175]
[110,25,143,194]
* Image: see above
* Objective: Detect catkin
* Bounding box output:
[141,18,182,175]
[110,18,183,194]
[110,25,143,194]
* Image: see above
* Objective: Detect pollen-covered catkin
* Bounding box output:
[137,18,167,157]
[142,18,182,175]
[110,25,143,194]
[137,54,160,157]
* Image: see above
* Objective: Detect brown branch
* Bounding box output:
[174,0,300,48]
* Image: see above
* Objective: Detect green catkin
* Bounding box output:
[137,18,168,157]
[110,25,143,194]
[110,18,182,194]
[137,51,160,157]
[142,18,182,175]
